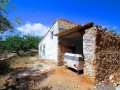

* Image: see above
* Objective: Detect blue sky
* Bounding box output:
[6,0,120,36]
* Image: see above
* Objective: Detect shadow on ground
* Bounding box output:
[67,67,84,74]
[0,61,13,75]
[3,67,54,90]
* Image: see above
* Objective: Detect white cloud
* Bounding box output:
[17,23,49,36]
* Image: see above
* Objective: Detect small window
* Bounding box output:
[43,44,45,56]
[51,31,54,39]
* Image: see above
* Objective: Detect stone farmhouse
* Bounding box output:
[39,19,120,86]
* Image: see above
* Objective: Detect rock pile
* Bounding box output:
[95,27,120,86]
[96,50,120,85]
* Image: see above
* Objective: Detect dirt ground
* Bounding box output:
[36,66,95,90]
[0,56,95,90]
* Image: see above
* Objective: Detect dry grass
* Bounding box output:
[9,56,39,69]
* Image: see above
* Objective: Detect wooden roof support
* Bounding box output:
[55,22,94,38]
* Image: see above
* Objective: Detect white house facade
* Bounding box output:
[38,21,59,61]
[38,19,77,62]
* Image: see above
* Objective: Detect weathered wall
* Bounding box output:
[83,26,120,85]
[38,22,59,61]
[95,27,120,85]
[58,19,78,32]
[83,26,97,78]
[58,43,74,65]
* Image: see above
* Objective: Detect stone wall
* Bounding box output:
[58,19,78,32]
[83,26,120,86]
[58,44,66,66]
[95,27,120,85]
[83,26,97,78]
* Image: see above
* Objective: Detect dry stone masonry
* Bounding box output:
[83,26,120,86]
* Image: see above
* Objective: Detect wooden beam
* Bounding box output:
[55,22,94,38]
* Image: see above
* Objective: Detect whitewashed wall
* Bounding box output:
[38,22,59,62]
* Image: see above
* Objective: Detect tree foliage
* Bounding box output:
[0,0,13,32]
[0,15,13,32]
[1,35,42,56]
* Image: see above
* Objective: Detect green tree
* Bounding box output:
[24,35,41,49]
[4,35,42,56]
[5,35,24,56]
